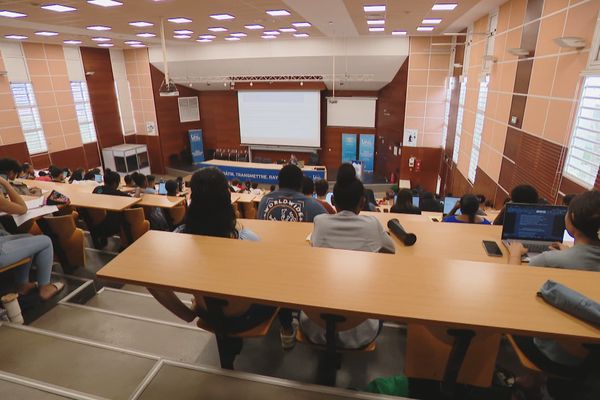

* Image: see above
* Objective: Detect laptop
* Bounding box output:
[412,196,420,208]
[443,196,461,215]
[501,203,567,256]
[94,174,103,184]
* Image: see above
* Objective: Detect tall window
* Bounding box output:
[441,77,455,150]
[452,77,467,163]
[468,76,490,182]
[10,82,47,154]
[70,81,97,144]
[563,76,600,188]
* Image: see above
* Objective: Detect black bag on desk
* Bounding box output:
[538,280,600,327]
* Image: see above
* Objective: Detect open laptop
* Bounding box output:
[412,196,420,208]
[501,203,567,256]
[443,196,461,215]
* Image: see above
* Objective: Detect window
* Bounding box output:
[10,82,48,154]
[452,77,467,163]
[468,76,490,182]
[563,76,600,188]
[441,77,455,149]
[70,81,97,144]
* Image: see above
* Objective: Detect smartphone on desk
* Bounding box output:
[482,240,503,257]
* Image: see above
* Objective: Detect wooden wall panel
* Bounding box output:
[30,153,51,169]
[449,165,472,197]
[83,142,101,169]
[80,48,124,151]
[196,90,241,151]
[399,147,442,193]
[0,142,31,164]
[320,126,376,172]
[50,147,86,171]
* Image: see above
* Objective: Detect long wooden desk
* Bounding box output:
[97,230,600,341]
[137,194,186,209]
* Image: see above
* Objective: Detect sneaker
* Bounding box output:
[280,326,297,350]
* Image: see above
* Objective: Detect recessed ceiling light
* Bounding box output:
[92,37,111,42]
[64,40,82,44]
[230,32,247,37]
[364,5,385,12]
[263,30,280,35]
[225,37,240,41]
[35,31,59,36]
[87,25,111,31]
[266,10,291,16]
[197,39,212,43]
[41,4,77,12]
[392,30,407,36]
[5,34,28,40]
[97,43,114,47]
[417,26,435,31]
[129,21,153,27]
[87,0,122,7]
[292,22,311,28]
[208,27,227,32]
[0,10,27,18]
[261,35,277,39]
[174,29,193,35]
[422,18,442,24]
[167,17,192,24]
[210,13,235,20]
[369,27,385,32]
[367,19,385,25]
[279,27,296,33]
[198,34,216,39]
[124,40,141,45]
[293,33,309,38]
[174,34,191,39]
[136,32,156,38]
[432,3,458,11]
[245,24,264,30]
[130,44,146,48]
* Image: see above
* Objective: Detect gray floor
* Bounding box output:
[0,379,73,400]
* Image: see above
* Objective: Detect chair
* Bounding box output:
[120,207,150,248]
[42,213,85,274]
[241,202,256,219]
[167,205,186,229]
[295,311,378,386]
[0,258,31,275]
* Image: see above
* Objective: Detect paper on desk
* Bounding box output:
[25,196,45,209]
[306,233,312,242]
[12,205,58,226]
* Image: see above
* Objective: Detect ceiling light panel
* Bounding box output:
[263,30,280,35]
[87,25,111,30]
[294,33,309,38]
[0,10,27,18]
[364,5,385,12]
[197,39,212,43]
[422,18,442,24]
[279,27,296,32]
[41,4,77,13]
[369,27,384,32]
[174,34,191,39]
[129,21,153,27]
[432,3,458,11]
[392,31,407,36]
[292,22,311,28]
[174,29,194,34]
[208,27,227,32]
[210,14,235,20]
[266,10,291,16]
[92,37,111,41]
[230,32,247,37]
[417,26,435,31]
[168,17,192,23]
[198,34,216,39]
[136,32,156,37]
[5,34,28,39]
[245,24,264,30]
[262,35,277,39]
[87,0,122,7]
[35,31,59,36]
[225,37,240,41]
[367,20,385,25]
[97,43,114,47]
[64,40,82,44]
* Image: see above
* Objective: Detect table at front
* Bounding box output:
[196,160,327,184]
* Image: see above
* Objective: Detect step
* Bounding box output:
[0,324,156,399]
[31,304,219,365]
[0,378,72,400]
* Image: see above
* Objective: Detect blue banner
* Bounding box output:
[196,162,326,184]
[359,134,375,172]
[189,129,205,165]
[341,133,357,164]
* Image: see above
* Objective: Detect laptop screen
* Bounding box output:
[94,174,103,183]
[502,203,567,242]
[443,197,461,215]
[412,196,420,208]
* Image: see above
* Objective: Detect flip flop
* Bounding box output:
[40,281,65,300]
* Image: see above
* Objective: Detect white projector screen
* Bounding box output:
[238,91,321,147]
[327,97,377,128]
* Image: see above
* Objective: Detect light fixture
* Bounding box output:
[507,47,530,56]
[225,37,240,41]
[230,32,247,37]
[292,22,311,28]
[261,35,277,39]
[369,27,385,32]
[64,40,82,44]
[136,32,156,38]
[364,5,386,12]
[392,31,407,36]
[198,34,216,39]
[5,34,28,40]
[553,36,586,49]
[0,10,27,18]
[97,43,114,47]
[159,17,179,97]
[367,20,385,25]
[35,31,59,36]
[173,34,191,39]
[87,25,111,31]
[417,26,435,31]
[300,81,304,86]
[279,27,296,32]
[174,29,193,35]
[87,0,122,7]
[249,82,253,87]
[245,24,264,30]
[210,13,235,20]
[129,21,154,27]
[432,3,458,11]
[167,17,192,24]
[208,27,228,32]
[41,4,77,12]
[266,10,291,16]
[196,39,212,43]
[124,40,142,45]
[422,18,442,24]
[263,30,280,35]
[293,33,309,38]
[130,44,146,48]
[92,37,111,41]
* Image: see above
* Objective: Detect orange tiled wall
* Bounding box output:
[0,52,25,147]
[124,48,158,136]
[404,36,453,148]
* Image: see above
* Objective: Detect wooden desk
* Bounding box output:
[237,193,257,203]
[137,194,186,209]
[230,193,241,204]
[98,230,600,341]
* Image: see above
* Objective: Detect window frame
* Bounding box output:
[70,81,98,144]
[468,75,490,183]
[452,76,468,163]
[10,82,48,155]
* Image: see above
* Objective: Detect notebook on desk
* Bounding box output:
[501,203,567,256]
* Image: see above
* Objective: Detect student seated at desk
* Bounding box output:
[90,171,131,249]
[165,180,178,197]
[314,179,336,214]
[0,176,64,301]
[390,189,422,215]
[132,173,152,196]
[302,165,393,348]
[506,190,600,389]
[131,173,169,231]
[83,168,100,181]
[419,192,443,212]
[362,188,378,212]
[35,171,51,181]
[257,164,326,222]
[249,182,263,196]
[150,167,276,329]
[0,158,22,184]
[301,176,314,197]
[443,195,491,224]
[493,184,539,226]
[69,168,84,183]
[146,175,156,192]
[19,163,35,180]
[49,166,66,183]
[93,171,131,197]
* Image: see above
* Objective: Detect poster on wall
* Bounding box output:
[359,134,375,172]
[403,128,418,147]
[188,129,205,166]
[341,133,358,164]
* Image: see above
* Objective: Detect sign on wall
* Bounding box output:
[403,128,418,147]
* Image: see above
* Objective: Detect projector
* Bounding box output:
[328,98,338,104]
[159,79,179,97]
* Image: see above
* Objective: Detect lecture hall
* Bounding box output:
[0,0,599,399]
